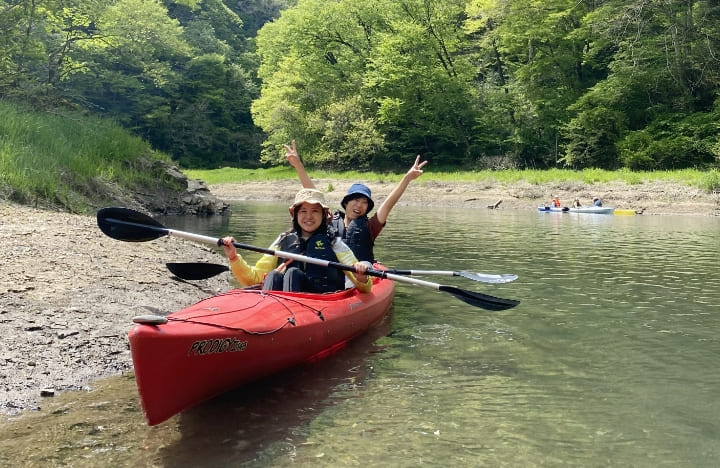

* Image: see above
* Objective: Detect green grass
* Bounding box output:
[185,166,720,192]
[183,166,417,185]
[0,100,173,212]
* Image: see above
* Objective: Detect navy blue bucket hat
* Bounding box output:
[341,183,374,212]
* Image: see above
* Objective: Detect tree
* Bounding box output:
[0,0,109,102]
[253,0,480,169]
[562,0,720,169]
[465,0,601,167]
[2,0,269,167]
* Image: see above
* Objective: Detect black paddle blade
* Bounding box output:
[439,285,519,311]
[166,262,230,280]
[97,207,168,242]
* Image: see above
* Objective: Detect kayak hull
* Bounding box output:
[129,274,395,425]
[567,206,615,214]
[539,205,615,214]
[538,206,568,212]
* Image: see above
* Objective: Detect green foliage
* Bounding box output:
[562,105,626,169]
[305,97,386,169]
[253,0,478,168]
[1,0,274,169]
[617,131,655,171]
[2,0,720,173]
[698,170,720,192]
[0,100,171,212]
[619,110,720,170]
[251,0,720,171]
[224,0,291,37]
[620,133,694,171]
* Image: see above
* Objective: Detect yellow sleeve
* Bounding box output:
[228,238,281,287]
[332,239,373,293]
[229,253,277,287]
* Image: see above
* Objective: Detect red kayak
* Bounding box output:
[129,273,395,425]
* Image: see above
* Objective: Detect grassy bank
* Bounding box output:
[186,166,720,193]
[0,100,175,213]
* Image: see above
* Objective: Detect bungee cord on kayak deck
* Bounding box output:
[166,315,294,335]
[160,289,331,334]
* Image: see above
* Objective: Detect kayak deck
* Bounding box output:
[129,276,395,425]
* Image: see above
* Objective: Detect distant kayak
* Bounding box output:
[567,206,615,214]
[539,205,615,214]
[538,206,569,212]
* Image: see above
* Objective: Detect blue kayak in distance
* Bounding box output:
[568,206,615,214]
[538,205,615,214]
[538,206,569,212]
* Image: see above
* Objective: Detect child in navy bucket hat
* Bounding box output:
[342,183,375,213]
[284,140,427,263]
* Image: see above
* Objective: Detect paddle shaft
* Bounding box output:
[98,208,519,310]
[104,217,444,287]
[384,269,517,283]
[389,269,460,276]
[166,263,517,284]
[174,230,479,290]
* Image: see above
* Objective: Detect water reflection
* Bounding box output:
[152,317,392,466]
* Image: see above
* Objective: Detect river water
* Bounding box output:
[2,202,719,467]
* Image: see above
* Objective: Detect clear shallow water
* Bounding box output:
[1,204,719,466]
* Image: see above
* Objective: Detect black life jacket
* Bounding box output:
[278,230,345,293]
[331,212,375,263]
[277,231,306,259]
[304,233,345,292]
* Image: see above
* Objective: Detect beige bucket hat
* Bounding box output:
[289,188,329,216]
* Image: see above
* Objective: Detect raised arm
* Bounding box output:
[284,140,316,189]
[376,155,427,225]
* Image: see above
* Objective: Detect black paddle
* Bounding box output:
[167,262,230,280]
[166,262,518,284]
[97,207,519,311]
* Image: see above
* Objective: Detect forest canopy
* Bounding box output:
[1,0,719,171]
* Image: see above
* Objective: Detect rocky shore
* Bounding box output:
[1,178,718,421]
[0,203,230,418]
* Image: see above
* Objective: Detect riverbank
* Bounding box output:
[1,178,718,421]
[0,202,230,418]
[210,178,720,216]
